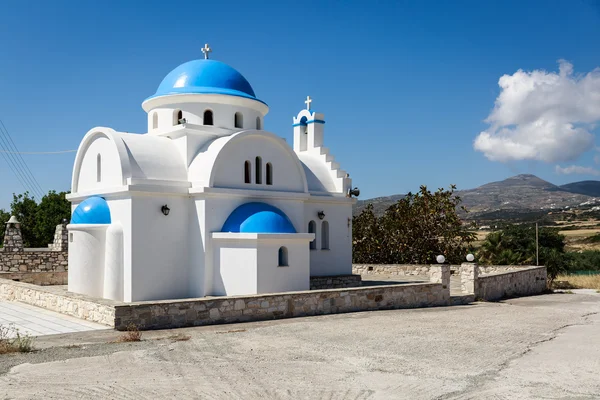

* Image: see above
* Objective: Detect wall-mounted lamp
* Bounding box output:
[347,187,360,197]
[317,210,326,220]
[161,205,170,216]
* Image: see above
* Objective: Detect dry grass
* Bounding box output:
[554,274,600,290]
[116,323,142,342]
[167,334,191,342]
[0,324,34,354]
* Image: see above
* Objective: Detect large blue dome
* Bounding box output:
[221,203,296,234]
[71,196,111,225]
[148,59,263,103]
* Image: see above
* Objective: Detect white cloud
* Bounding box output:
[474,60,600,163]
[555,165,600,176]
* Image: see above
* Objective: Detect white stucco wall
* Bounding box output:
[76,136,123,192]
[212,241,258,296]
[67,225,108,298]
[129,195,190,301]
[304,200,353,276]
[256,238,311,293]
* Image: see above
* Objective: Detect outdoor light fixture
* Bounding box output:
[317,210,325,220]
[161,205,170,216]
[466,254,475,262]
[347,187,360,197]
[436,255,445,264]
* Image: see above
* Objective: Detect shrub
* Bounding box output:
[0,324,34,354]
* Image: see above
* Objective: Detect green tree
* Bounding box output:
[0,208,10,245]
[8,190,70,248]
[353,185,475,264]
[10,192,39,247]
[34,191,71,247]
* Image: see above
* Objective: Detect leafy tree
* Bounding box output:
[477,224,568,286]
[353,185,475,264]
[34,191,71,247]
[0,208,10,245]
[10,192,39,247]
[7,190,70,248]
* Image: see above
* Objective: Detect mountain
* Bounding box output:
[354,174,600,216]
[559,181,600,197]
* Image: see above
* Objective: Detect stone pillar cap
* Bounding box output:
[6,216,19,224]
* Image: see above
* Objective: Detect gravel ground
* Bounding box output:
[0,292,599,399]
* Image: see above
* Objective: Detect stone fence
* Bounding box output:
[310,275,361,290]
[0,266,452,330]
[1,219,68,273]
[353,263,535,277]
[477,266,547,301]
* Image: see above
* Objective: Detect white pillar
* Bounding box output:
[104,222,124,301]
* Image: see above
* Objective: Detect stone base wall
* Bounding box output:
[0,278,115,326]
[115,282,450,330]
[310,275,362,290]
[477,265,536,275]
[353,264,433,276]
[477,266,547,301]
[0,250,68,273]
[0,271,67,285]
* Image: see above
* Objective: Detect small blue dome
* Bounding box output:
[148,59,265,104]
[71,197,111,225]
[222,203,296,234]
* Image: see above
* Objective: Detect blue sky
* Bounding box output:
[0,0,599,209]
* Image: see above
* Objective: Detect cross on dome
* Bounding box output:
[201,43,212,59]
[304,95,312,110]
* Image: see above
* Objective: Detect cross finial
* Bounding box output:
[201,43,212,59]
[304,95,312,110]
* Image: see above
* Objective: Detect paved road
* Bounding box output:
[0,301,109,338]
[0,292,599,399]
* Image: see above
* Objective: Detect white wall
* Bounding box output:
[76,136,123,192]
[210,133,306,192]
[257,239,310,293]
[129,194,190,301]
[212,240,257,296]
[67,225,108,298]
[147,102,264,133]
[304,200,353,276]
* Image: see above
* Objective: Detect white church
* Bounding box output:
[67,45,358,302]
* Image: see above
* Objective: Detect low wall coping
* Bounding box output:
[479,266,546,278]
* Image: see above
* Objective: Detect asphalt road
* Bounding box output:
[0,291,598,399]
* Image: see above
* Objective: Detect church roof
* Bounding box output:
[147,59,264,103]
[71,196,111,225]
[221,203,296,234]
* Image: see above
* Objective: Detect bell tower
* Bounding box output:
[293,96,325,153]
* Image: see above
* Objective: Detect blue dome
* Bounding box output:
[148,59,264,103]
[71,197,111,225]
[222,203,296,234]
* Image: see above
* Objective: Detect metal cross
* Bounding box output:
[304,95,312,110]
[201,43,212,59]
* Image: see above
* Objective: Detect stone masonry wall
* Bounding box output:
[476,266,547,301]
[2,225,23,252]
[48,223,69,251]
[310,275,362,290]
[353,264,536,277]
[0,250,68,273]
[0,278,115,326]
[0,271,67,286]
[114,282,450,330]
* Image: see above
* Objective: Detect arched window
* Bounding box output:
[308,220,317,250]
[234,112,243,128]
[256,117,262,130]
[152,112,158,130]
[255,156,262,184]
[203,109,213,125]
[244,160,251,184]
[173,109,183,126]
[278,246,288,267]
[96,154,102,183]
[321,221,329,250]
[266,163,273,185]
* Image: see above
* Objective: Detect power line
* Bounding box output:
[0,149,76,154]
[0,119,45,199]
[0,119,45,197]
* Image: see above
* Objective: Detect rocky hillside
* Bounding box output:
[354,174,600,216]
